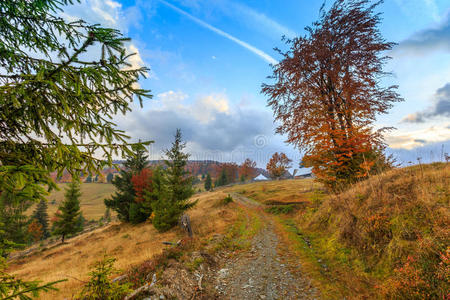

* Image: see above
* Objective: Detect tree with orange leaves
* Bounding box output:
[239,158,257,181]
[267,152,292,180]
[262,0,402,190]
[131,168,153,203]
[28,219,43,243]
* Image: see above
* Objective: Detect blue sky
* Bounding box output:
[65,0,450,168]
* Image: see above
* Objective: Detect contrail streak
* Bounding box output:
[158,0,278,65]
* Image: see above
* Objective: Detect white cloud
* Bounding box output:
[155,91,230,124]
[385,124,450,149]
[114,90,282,165]
[62,0,121,28]
[60,0,152,80]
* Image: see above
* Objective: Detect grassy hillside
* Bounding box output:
[222,163,449,299]
[12,164,448,299]
[9,189,250,299]
[29,183,116,221]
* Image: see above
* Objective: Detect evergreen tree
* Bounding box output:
[54,181,82,243]
[85,175,92,183]
[106,173,114,183]
[31,200,50,239]
[76,213,85,233]
[204,173,212,191]
[217,169,228,186]
[142,167,166,219]
[0,194,31,246]
[0,0,150,295]
[152,129,196,232]
[104,147,148,222]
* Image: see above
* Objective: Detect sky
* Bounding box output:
[62,0,450,169]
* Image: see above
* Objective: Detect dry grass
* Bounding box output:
[218,164,449,298]
[9,190,239,299]
[293,163,450,298]
[223,178,321,205]
[28,183,116,220]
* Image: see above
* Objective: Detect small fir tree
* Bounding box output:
[218,168,228,186]
[54,180,82,243]
[106,173,114,183]
[76,255,131,300]
[152,129,196,232]
[31,199,50,239]
[204,173,212,191]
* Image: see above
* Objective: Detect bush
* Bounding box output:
[76,255,131,300]
[222,194,233,205]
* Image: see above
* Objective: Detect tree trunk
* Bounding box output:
[61,234,65,243]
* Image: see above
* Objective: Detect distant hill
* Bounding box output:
[51,160,269,183]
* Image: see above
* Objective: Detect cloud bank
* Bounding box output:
[115,91,297,166]
[395,11,450,55]
[402,83,450,123]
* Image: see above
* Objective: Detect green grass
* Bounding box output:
[278,216,375,299]
[213,207,262,252]
[265,204,295,214]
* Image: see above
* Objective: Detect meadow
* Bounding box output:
[29,183,116,221]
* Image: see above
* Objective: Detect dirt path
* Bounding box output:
[214,193,318,300]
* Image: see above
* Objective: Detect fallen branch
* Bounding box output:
[197,274,203,291]
[162,240,182,246]
[111,274,128,283]
[124,273,156,300]
[64,274,87,284]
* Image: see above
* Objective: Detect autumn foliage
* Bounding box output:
[266,152,292,179]
[28,219,43,243]
[262,0,402,190]
[131,168,153,203]
[239,158,258,181]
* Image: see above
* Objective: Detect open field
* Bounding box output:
[29,183,116,221]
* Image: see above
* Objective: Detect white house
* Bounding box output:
[253,174,269,181]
